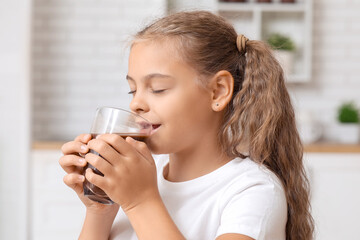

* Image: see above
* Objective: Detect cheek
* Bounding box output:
[147,95,212,154]
[157,91,204,123]
[161,90,212,135]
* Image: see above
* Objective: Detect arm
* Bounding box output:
[125,194,185,240]
[85,134,185,239]
[217,234,254,240]
[59,134,119,239]
[79,204,119,240]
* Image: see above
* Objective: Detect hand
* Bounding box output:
[84,134,159,213]
[59,133,119,215]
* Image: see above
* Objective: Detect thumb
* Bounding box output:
[125,137,154,164]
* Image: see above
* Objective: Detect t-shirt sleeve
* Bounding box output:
[216,172,287,240]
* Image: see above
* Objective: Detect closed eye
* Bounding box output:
[152,89,167,94]
[128,90,136,95]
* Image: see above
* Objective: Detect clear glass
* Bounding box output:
[83,107,152,205]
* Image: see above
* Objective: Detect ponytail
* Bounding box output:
[134,10,314,240]
[223,40,314,240]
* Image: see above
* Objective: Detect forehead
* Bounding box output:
[128,40,192,75]
[130,38,183,60]
[127,40,205,88]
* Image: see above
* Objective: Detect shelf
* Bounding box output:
[217,0,312,83]
[33,141,64,150]
[167,0,312,83]
[304,143,360,153]
[218,2,306,12]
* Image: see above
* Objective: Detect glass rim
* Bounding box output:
[96,106,151,123]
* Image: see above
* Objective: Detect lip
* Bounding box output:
[151,124,161,135]
[136,121,149,129]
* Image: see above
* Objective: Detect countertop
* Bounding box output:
[32,141,360,153]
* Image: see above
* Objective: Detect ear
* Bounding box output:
[209,70,234,112]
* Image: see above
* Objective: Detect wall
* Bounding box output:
[0,0,31,239]
[288,0,360,141]
[32,0,166,141]
[32,0,360,142]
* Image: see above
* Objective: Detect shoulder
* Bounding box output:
[220,158,287,214]
[218,158,285,196]
[224,157,284,191]
[216,158,287,240]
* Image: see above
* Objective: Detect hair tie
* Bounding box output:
[236,34,249,54]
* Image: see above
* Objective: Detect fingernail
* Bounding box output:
[78,158,85,164]
[84,134,91,140]
[80,145,88,153]
[95,134,101,139]
[126,136,134,142]
[78,175,85,182]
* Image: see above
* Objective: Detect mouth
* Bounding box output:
[151,124,161,134]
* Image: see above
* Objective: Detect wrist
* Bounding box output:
[86,202,120,216]
[125,194,185,240]
[79,204,119,240]
[123,192,162,216]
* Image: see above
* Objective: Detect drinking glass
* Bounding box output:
[83,107,152,205]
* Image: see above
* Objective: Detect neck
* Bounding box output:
[165,133,232,182]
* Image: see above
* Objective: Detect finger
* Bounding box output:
[85,152,112,175]
[61,141,89,155]
[75,134,92,157]
[97,133,139,157]
[63,173,85,195]
[87,136,127,165]
[74,133,92,143]
[59,155,87,174]
[125,137,153,164]
[85,168,107,191]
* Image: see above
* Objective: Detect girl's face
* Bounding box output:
[127,41,216,154]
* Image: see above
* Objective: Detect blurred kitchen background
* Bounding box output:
[1,0,359,239]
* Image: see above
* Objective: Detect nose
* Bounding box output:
[129,92,149,114]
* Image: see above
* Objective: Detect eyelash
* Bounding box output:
[152,89,166,94]
[127,89,166,95]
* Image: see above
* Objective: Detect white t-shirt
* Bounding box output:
[110,155,287,240]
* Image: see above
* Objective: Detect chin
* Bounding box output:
[147,140,170,155]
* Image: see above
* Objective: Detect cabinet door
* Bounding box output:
[31,150,85,240]
[304,153,360,240]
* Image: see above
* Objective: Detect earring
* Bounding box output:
[215,103,219,107]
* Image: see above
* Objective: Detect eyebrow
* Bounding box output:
[126,73,174,82]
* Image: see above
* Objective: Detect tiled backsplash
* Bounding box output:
[32,0,166,140]
[32,0,360,142]
[288,0,360,141]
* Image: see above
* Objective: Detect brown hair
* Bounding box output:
[134,10,314,240]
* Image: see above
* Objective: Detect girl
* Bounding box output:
[59,11,314,240]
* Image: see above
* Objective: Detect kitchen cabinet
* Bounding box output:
[304,153,360,240]
[168,0,313,83]
[31,150,85,240]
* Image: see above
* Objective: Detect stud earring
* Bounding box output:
[215,103,219,107]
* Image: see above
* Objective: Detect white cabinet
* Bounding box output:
[168,0,313,83]
[31,150,85,240]
[304,153,360,240]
